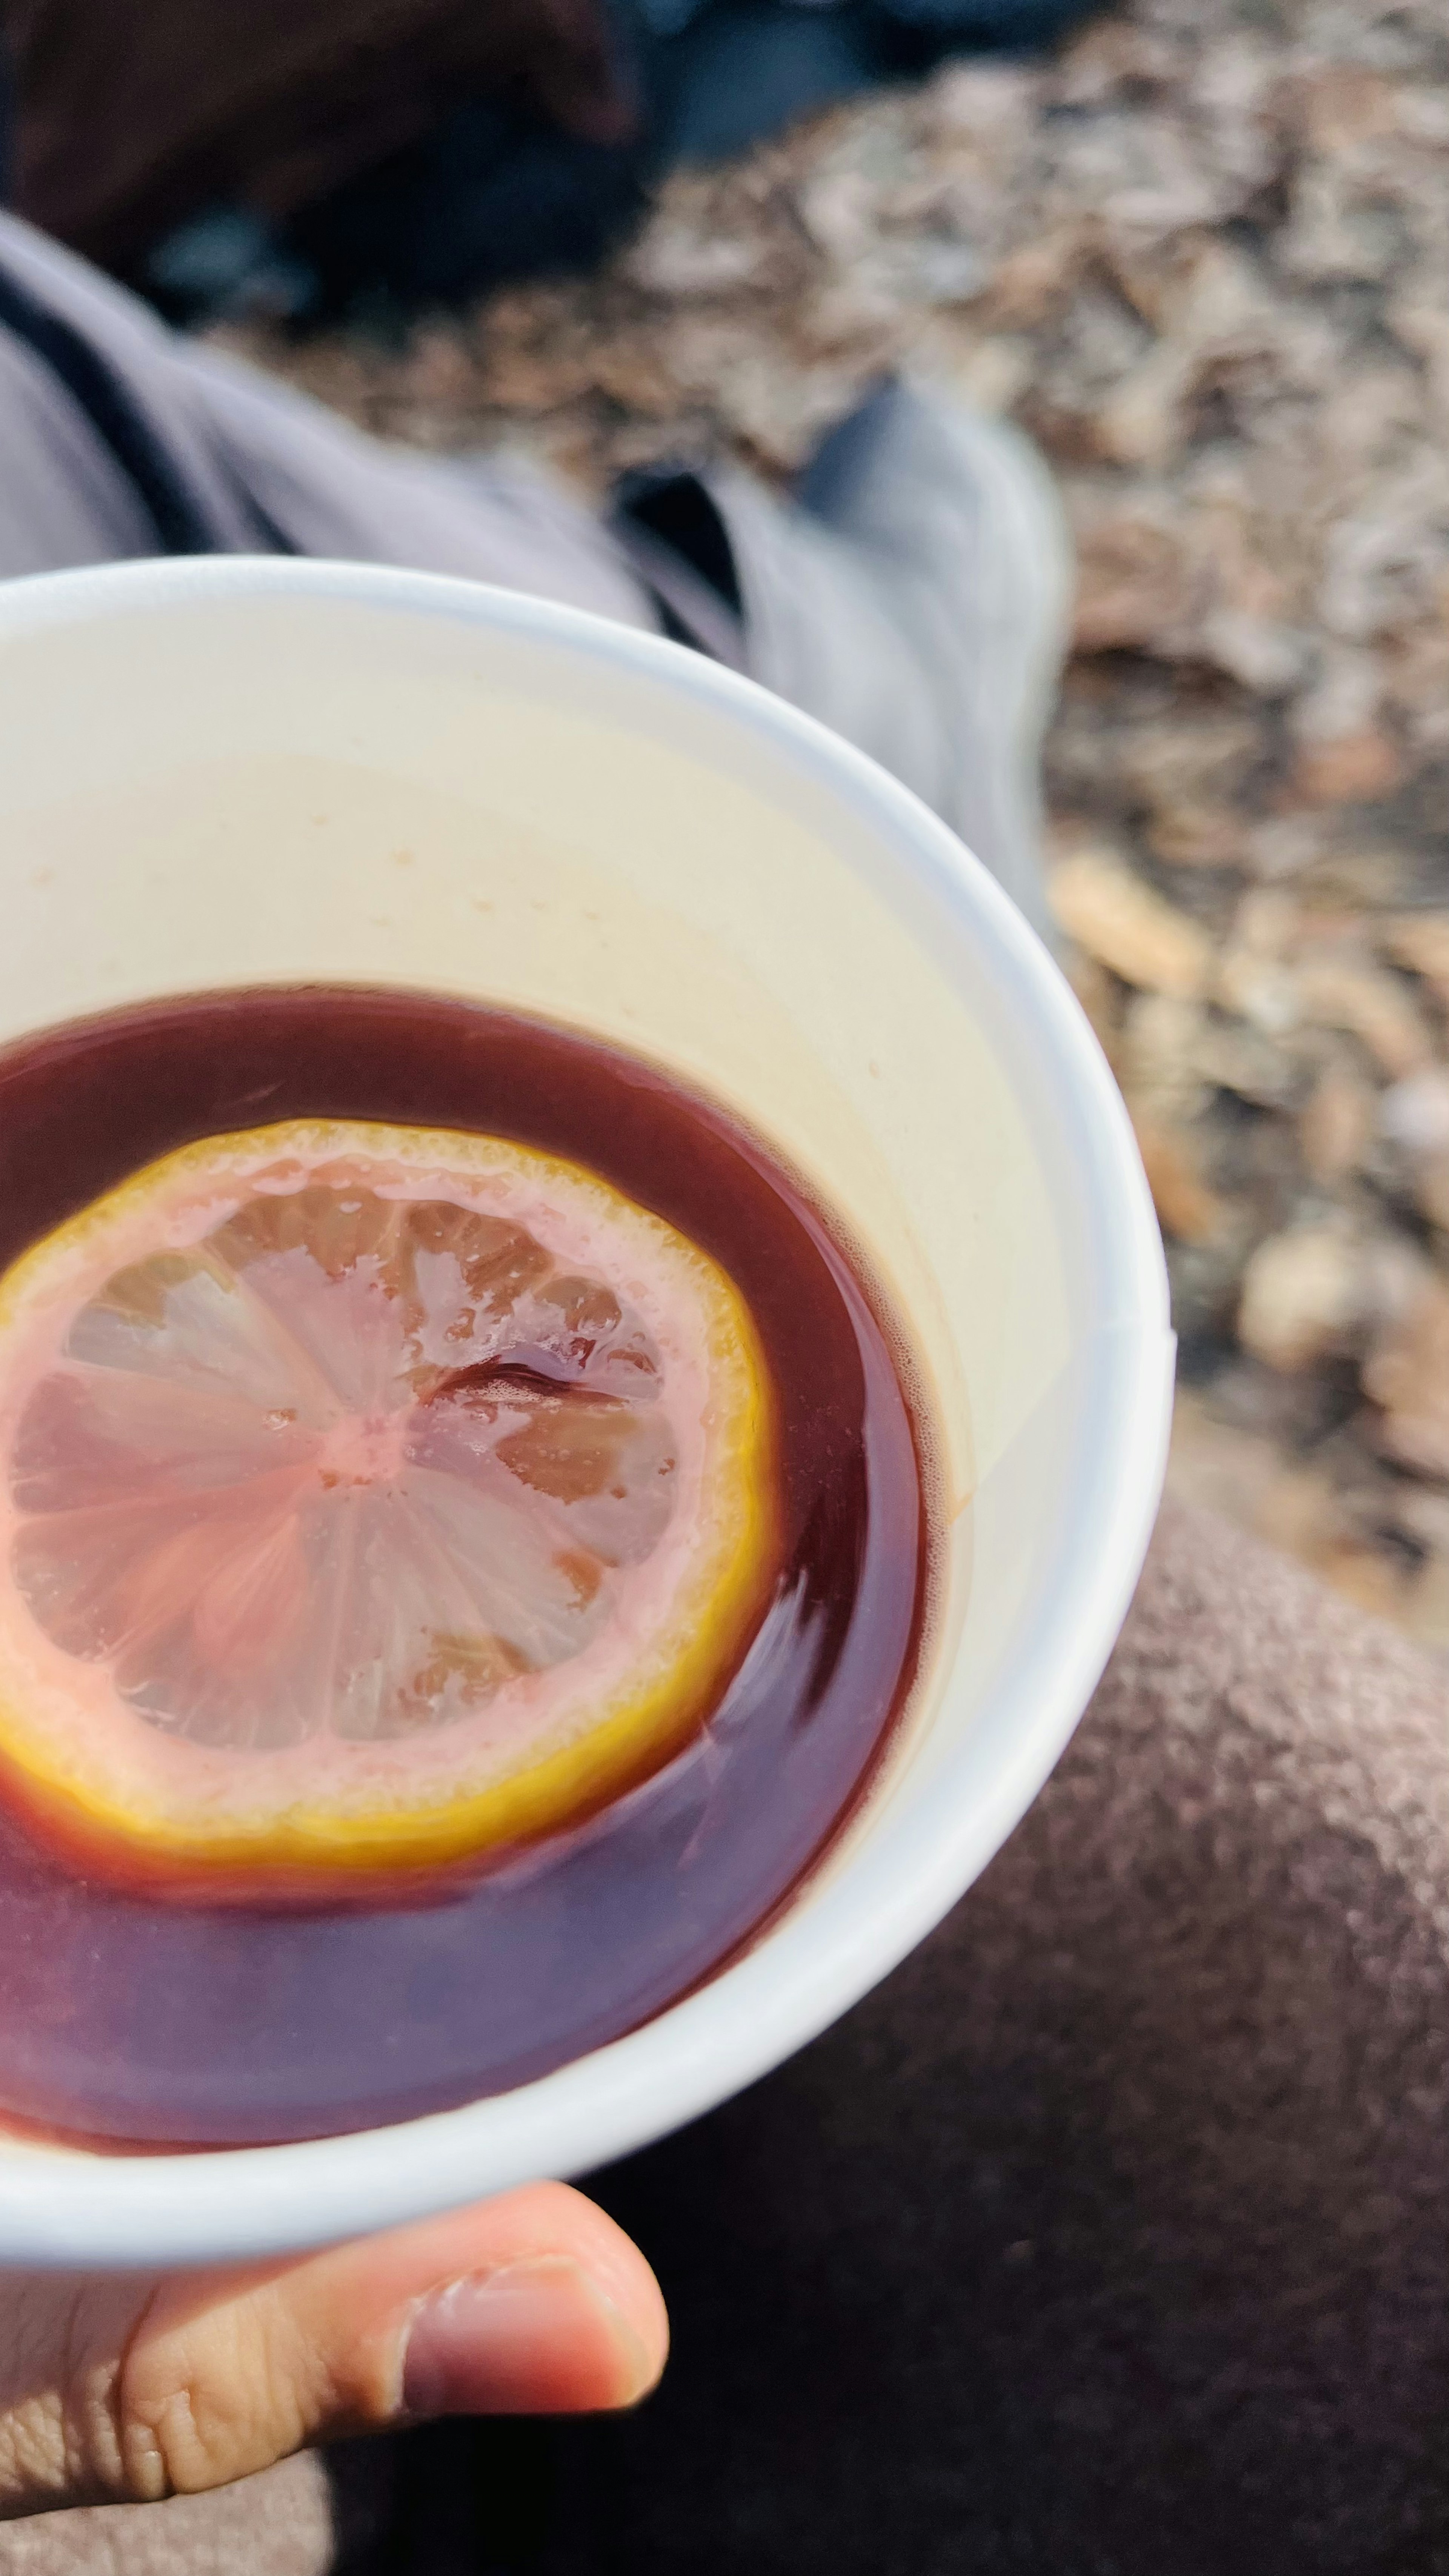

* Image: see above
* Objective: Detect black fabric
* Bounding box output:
[0,261,294,552]
[329,2422,557,2576]
[650,585,713,652]
[614,466,743,617]
[280,99,651,321]
[611,468,749,664]
[0,35,12,209]
[107,0,1110,327]
[0,264,225,551]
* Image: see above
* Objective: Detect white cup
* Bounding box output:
[0,556,1171,2266]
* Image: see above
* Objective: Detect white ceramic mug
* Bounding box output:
[0,556,1171,2266]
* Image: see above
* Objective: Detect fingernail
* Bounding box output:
[402,2258,654,2418]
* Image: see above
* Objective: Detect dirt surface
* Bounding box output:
[228,0,1449,1646]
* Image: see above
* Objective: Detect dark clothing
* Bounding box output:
[0,0,631,273]
[13,1498,1441,2571]
[0,0,1107,322]
[332,1498,1449,2573]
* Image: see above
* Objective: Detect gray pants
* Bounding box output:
[0,208,1063,932]
[0,212,657,623]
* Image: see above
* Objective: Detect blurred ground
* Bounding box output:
[228,0,1449,1645]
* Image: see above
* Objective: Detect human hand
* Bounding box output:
[0,2183,666,2519]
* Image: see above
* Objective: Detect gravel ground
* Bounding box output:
[228,0,1449,1646]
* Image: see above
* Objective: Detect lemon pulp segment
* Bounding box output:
[0,1121,776,1878]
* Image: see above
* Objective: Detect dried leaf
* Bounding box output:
[1238,1225,1365,1372]
[1301,1065,1375,1183]
[1381,914,1449,1012]
[1363,1280,1449,1479]
[1051,850,1213,996]
[1132,1114,1229,1246]
[1292,732,1405,806]
[1294,958,1434,1078]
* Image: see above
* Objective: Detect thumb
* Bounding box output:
[0,2182,667,2519]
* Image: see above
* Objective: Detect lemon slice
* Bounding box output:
[0,1121,775,1883]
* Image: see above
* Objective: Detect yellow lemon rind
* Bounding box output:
[0,1118,779,1880]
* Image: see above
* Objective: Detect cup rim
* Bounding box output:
[0,555,1171,2265]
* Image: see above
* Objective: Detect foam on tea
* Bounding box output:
[0,988,927,2146]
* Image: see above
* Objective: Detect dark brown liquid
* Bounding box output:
[0,988,926,2146]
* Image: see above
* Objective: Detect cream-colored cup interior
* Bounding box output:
[0,563,1169,2249]
[3,585,1069,1747]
